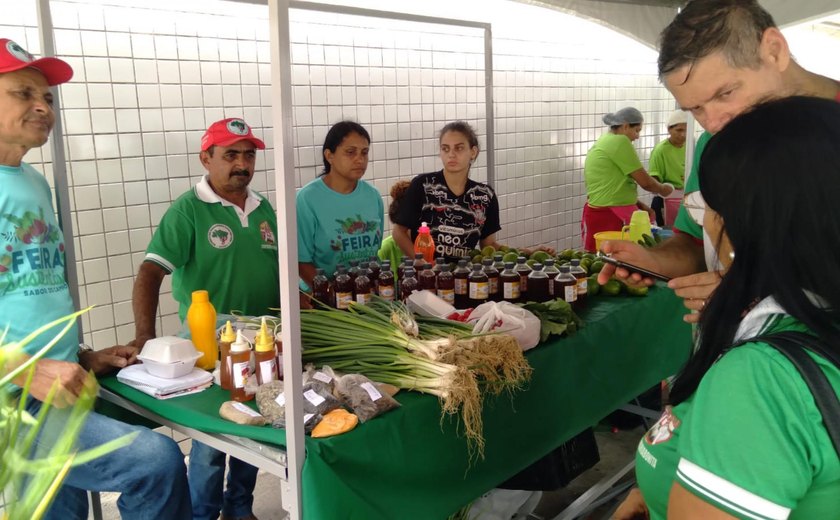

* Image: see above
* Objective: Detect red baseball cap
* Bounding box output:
[201,118,266,151]
[0,39,73,86]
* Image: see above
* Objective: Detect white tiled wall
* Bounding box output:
[10,0,677,348]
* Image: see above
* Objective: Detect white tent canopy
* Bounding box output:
[515,0,840,48]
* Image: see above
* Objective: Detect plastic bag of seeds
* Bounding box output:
[334,373,400,423]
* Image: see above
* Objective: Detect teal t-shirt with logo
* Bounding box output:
[145,176,280,322]
[637,312,840,519]
[296,177,383,277]
[0,163,77,363]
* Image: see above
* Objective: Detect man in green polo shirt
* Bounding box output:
[597,0,840,323]
[132,118,277,520]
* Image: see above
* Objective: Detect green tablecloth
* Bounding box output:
[99,285,691,519]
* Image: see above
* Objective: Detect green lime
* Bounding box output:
[481,246,496,258]
[472,254,484,265]
[560,249,575,260]
[590,260,604,273]
[526,259,537,268]
[602,279,621,296]
[530,251,550,263]
[573,250,584,259]
[587,274,600,296]
[503,252,519,263]
[498,245,509,252]
[625,284,649,297]
[470,249,482,258]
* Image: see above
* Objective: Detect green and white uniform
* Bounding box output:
[672,131,710,240]
[145,175,280,321]
[636,297,840,519]
[584,132,644,207]
[296,177,383,277]
[648,138,686,189]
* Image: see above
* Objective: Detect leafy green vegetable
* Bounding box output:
[520,298,583,342]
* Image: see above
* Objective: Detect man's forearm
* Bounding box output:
[651,232,705,278]
[132,262,166,344]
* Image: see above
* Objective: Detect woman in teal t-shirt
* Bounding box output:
[582,107,673,251]
[297,121,384,291]
[616,97,840,519]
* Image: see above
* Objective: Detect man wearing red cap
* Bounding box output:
[132,117,278,520]
[0,39,192,519]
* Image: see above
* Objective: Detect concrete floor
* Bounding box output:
[94,424,644,520]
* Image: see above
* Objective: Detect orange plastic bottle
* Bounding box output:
[219,320,236,390]
[414,221,435,263]
[187,290,218,371]
[254,317,278,385]
[230,330,253,402]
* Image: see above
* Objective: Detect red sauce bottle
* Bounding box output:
[367,256,381,294]
[543,259,560,299]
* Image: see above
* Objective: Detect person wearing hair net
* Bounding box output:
[649,111,689,227]
[582,107,674,251]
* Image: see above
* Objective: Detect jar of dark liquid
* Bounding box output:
[570,258,588,307]
[368,256,381,293]
[468,263,489,306]
[555,264,578,305]
[431,257,445,277]
[437,264,455,305]
[354,262,373,305]
[482,258,500,302]
[500,262,521,302]
[515,256,532,302]
[397,258,412,300]
[453,259,470,309]
[413,252,426,270]
[527,263,551,302]
[378,261,395,301]
[493,253,505,272]
[397,255,410,283]
[418,263,437,293]
[334,265,354,310]
[312,267,332,307]
[348,260,360,282]
[543,259,560,298]
[401,267,419,302]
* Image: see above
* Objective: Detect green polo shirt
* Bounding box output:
[648,138,686,189]
[584,132,644,207]
[637,307,840,519]
[672,132,711,238]
[145,176,280,322]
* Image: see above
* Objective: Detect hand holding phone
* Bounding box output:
[598,255,671,282]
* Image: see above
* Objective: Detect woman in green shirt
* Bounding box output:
[582,107,673,251]
[616,97,840,519]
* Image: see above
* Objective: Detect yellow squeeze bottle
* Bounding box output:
[254,317,278,385]
[219,321,236,390]
[187,290,218,370]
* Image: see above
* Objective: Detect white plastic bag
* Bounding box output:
[467,301,541,351]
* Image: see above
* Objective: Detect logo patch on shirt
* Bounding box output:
[260,221,275,245]
[208,224,234,249]
[644,405,680,445]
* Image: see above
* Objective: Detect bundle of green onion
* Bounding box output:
[298,297,532,457]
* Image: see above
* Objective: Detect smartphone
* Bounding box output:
[599,255,672,282]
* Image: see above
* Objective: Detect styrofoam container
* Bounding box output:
[138,336,202,379]
[407,290,455,318]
